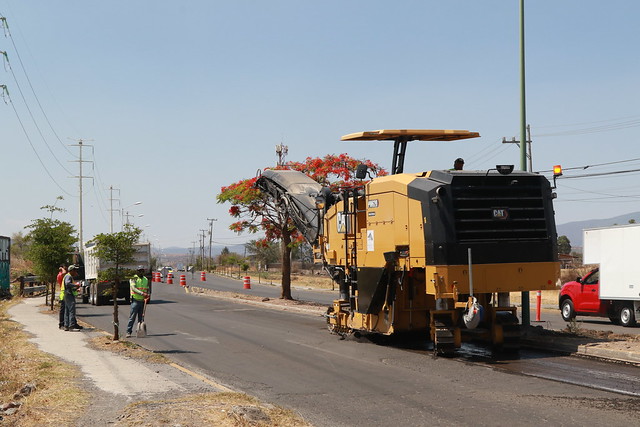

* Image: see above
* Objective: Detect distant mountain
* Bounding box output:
[556,211,640,250]
[163,246,190,255]
[162,244,247,256]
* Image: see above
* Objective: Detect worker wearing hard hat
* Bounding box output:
[126,266,150,338]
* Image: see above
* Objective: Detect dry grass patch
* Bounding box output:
[0,298,89,426]
[116,392,310,426]
[509,290,560,306]
[86,335,169,364]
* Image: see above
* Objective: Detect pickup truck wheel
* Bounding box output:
[619,305,636,327]
[561,299,575,321]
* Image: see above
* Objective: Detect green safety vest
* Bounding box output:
[130,275,149,301]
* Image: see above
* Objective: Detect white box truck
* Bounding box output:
[82,242,151,305]
[559,224,640,326]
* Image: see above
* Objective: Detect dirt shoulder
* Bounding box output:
[2,296,311,426]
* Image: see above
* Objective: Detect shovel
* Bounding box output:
[136,299,148,338]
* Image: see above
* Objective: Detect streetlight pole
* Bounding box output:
[121,201,142,230]
[519,0,530,326]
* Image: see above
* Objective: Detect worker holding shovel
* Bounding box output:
[126,266,150,338]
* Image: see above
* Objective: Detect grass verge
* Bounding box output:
[2,297,311,426]
[116,392,310,426]
[0,298,89,426]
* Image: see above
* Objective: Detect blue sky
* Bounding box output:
[1,1,639,251]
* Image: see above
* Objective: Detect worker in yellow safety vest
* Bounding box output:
[126,266,150,338]
[57,265,67,329]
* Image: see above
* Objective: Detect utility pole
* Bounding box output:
[275,143,288,166]
[502,125,533,172]
[69,139,93,251]
[207,218,217,270]
[199,229,207,270]
[107,186,120,233]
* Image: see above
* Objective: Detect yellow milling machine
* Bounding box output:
[256,130,560,355]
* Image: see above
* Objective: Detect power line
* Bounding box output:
[3,86,73,196]
[538,157,640,174]
[1,18,74,156]
[2,52,73,174]
[534,117,640,137]
[555,168,640,180]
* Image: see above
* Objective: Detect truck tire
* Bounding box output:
[608,313,620,325]
[89,283,96,305]
[560,299,575,321]
[619,304,636,327]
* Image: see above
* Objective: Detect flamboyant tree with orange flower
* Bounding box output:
[217,154,386,300]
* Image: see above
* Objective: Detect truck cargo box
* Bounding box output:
[583,224,640,300]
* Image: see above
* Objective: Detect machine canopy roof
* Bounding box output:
[341,129,480,142]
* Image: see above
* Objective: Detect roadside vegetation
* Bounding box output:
[0,298,89,426]
[1,295,310,426]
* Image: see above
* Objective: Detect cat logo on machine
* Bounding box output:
[492,208,509,220]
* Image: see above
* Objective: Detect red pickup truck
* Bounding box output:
[559,268,637,327]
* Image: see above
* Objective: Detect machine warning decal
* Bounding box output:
[367,230,375,251]
[492,208,509,220]
[368,199,379,208]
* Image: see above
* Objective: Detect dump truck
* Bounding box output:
[559,224,640,327]
[256,129,560,354]
[81,241,151,306]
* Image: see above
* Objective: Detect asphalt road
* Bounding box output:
[175,272,640,335]
[77,277,640,426]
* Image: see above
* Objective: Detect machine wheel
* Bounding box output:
[619,305,636,327]
[560,299,576,321]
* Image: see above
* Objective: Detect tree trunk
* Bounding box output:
[280,229,293,300]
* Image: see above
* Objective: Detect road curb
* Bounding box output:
[522,337,640,365]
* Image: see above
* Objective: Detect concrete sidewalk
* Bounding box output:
[8,297,223,399]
